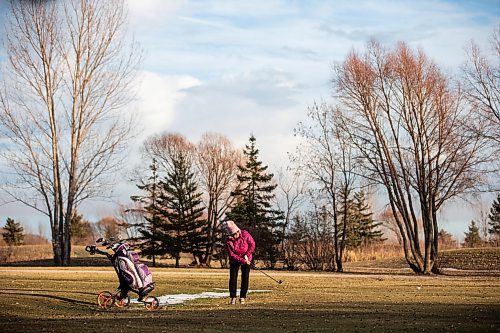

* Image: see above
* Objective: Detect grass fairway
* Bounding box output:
[0,267,499,332]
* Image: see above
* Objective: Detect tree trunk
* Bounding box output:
[205,254,213,267]
[52,240,62,266]
[335,257,343,272]
[62,215,71,266]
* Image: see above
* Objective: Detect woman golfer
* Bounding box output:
[225,220,255,304]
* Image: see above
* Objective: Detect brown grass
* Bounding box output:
[2,244,500,272]
[0,266,498,332]
[345,244,404,262]
[0,245,89,263]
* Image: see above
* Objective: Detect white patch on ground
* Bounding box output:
[130,289,270,305]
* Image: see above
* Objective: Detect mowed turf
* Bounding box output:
[0,267,499,332]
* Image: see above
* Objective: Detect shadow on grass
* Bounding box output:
[0,257,111,267]
[1,290,95,306]
[0,257,204,268]
[2,288,96,296]
[342,268,500,277]
[0,302,498,333]
[339,270,413,277]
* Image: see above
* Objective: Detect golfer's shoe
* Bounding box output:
[239,298,246,304]
[229,297,236,305]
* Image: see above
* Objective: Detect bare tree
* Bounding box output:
[462,27,500,183]
[0,0,141,265]
[289,205,336,271]
[195,132,242,266]
[462,26,500,146]
[475,206,490,244]
[116,202,145,240]
[143,133,196,176]
[334,40,494,273]
[293,102,358,272]
[378,207,403,245]
[274,166,306,263]
[275,167,307,231]
[94,216,126,240]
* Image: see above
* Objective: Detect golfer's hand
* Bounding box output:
[245,260,251,265]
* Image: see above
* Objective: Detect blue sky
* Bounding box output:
[0,0,499,241]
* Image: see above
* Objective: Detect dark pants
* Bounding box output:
[229,263,251,298]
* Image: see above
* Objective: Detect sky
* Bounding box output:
[0,0,499,241]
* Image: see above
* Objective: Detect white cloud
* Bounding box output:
[127,0,187,24]
[167,68,307,140]
[132,71,201,139]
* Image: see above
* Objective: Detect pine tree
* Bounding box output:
[343,191,384,249]
[131,159,161,266]
[340,192,359,249]
[70,212,94,245]
[283,213,307,270]
[143,153,207,267]
[488,194,500,242]
[438,229,457,250]
[355,191,384,246]
[463,220,482,248]
[2,218,24,246]
[227,135,284,266]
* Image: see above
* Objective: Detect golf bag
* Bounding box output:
[113,243,154,297]
[86,238,159,309]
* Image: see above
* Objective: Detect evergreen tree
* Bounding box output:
[283,213,307,270]
[463,220,482,248]
[226,135,284,266]
[142,153,207,267]
[2,218,24,246]
[70,212,94,245]
[131,159,161,266]
[438,229,457,250]
[343,190,384,249]
[488,194,500,241]
[340,191,359,249]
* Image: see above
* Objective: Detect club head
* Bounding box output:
[278,280,283,284]
[95,237,104,243]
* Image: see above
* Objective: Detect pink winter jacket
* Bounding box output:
[226,229,255,265]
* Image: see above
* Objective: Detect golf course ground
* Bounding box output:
[0,255,499,332]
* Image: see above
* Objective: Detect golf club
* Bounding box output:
[254,267,284,284]
[245,255,284,284]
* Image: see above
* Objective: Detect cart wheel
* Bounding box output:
[114,294,130,308]
[144,296,159,310]
[97,291,113,308]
